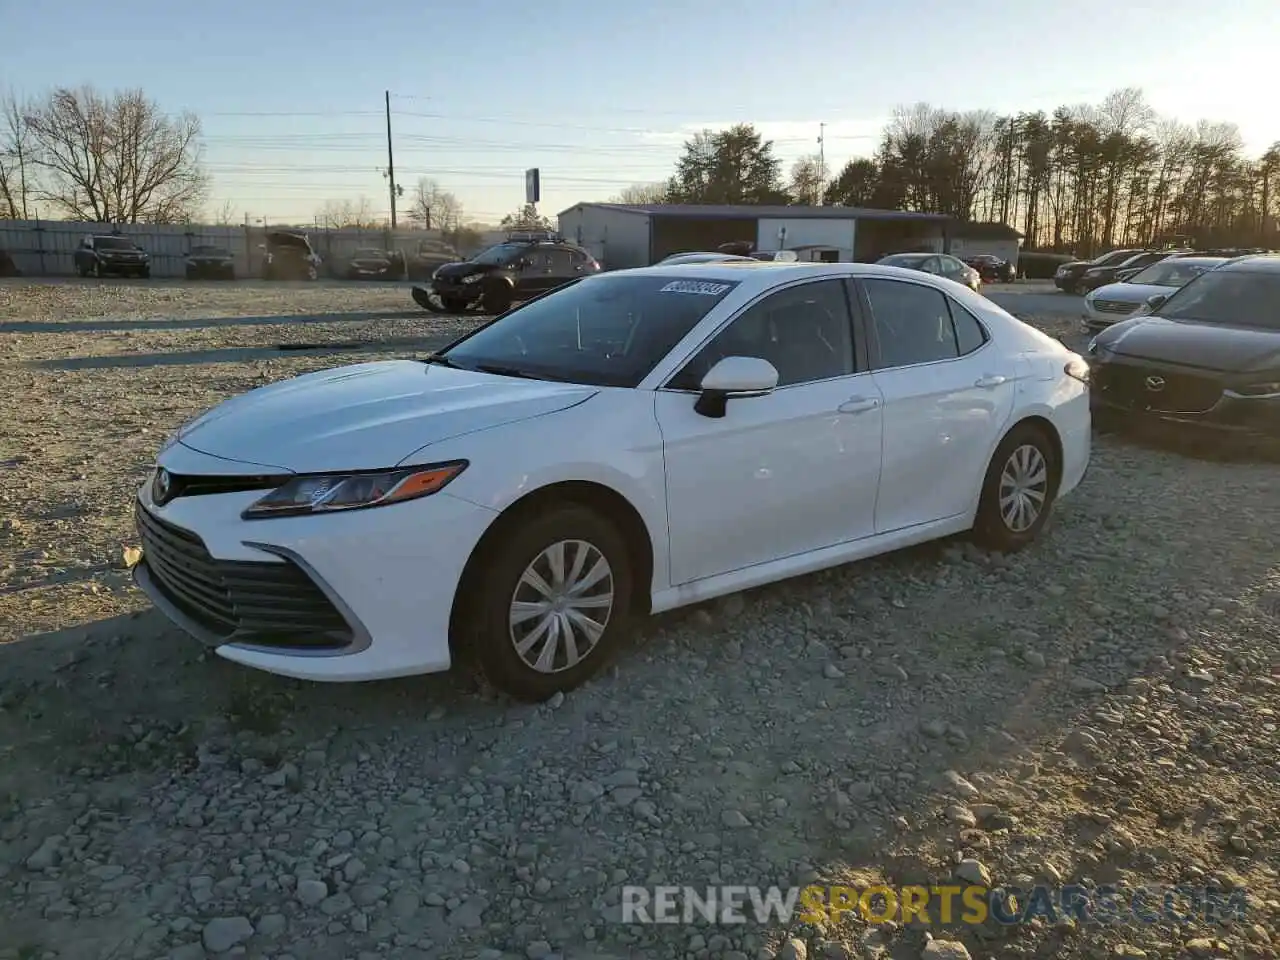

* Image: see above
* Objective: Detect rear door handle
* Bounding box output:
[838,396,881,414]
[975,374,1008,389]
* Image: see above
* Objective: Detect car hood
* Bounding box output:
[1100,316,1280,373]
[434,261,488,280]
[173,360,599,473]
[1090,282,1172,303]
[190,253,232,261]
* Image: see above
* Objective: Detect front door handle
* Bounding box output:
[975,374,1008,389]
[838,396,880,414]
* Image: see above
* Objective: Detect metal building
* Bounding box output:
[556,202,955,270]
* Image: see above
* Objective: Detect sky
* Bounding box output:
[2,0,1276,227]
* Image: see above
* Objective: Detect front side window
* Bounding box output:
[440,274,740,387]
[669,279,855,390]
[862,278,988,368]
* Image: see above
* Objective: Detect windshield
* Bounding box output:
[95,236,136,250]
[190,245,227,256]
[440,274,740,387]
[1154,270,1280,330]
[470,242,527,266]
[880,254,928,267]
[354,248,386,258]
[1095,249,1139,267]
[1127,259,1221,288]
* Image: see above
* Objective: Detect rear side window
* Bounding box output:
[862,279,958,367]
[950,301,989,355]
[861,279,988,367]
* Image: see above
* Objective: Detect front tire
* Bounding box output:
[466,506,633,701]
[481,281,513,315]
[972,423,1059,553]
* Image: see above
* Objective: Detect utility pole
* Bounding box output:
[817,122,826,206]
[385,90,398,229]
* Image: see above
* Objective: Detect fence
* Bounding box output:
[0,219,506,279]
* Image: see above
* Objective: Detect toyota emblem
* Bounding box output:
[153,468,172,504]
[1144,376,1166,392]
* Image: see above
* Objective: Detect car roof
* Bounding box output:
[1153,255,1228,266]
[598,260,966,294]
[1216,253,1280,273]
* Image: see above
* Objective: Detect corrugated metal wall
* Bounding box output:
[0,220,508,278]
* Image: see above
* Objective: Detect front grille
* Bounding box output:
[1093,299,1137,315]
[160,472,288,502]
[1093,363,1223,415]
[135,502,352,648]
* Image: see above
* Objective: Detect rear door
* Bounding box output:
[855,277,1015,533]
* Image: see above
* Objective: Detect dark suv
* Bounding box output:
[411,231,599,314]
[74,235,151,278]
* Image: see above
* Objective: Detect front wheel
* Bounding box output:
[971,424,1059,553]
[465,506,633,701]
[481,281,513,315]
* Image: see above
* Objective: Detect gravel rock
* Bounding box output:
[201,916,253,953]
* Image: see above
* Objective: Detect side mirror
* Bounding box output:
[1145,293,1168,310]
[693,356,779,418]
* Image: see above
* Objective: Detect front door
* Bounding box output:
[856,277,1015,532]
[655,277,885,585]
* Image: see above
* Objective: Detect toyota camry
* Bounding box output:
[134,261,1091,700]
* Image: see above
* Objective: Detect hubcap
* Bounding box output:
[998,444,1049,533]
[509,540,614,674]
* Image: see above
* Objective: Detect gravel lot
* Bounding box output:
[0,279,1277,960]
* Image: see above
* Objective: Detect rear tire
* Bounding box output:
[464,506,633,702]
[971,423,1059,553]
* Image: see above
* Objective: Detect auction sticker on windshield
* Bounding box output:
[660,280,733,296]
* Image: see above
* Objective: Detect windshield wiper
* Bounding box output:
[418,353,465,368]
[473,363,549,381]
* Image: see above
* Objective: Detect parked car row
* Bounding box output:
[61,230,466,282]
[1087,253,1280,447]
[1082,255,1229,332]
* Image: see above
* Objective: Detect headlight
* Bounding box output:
[461,274,483,284]
[241,461,468,519]
[1064,357,1091,384]
[1226,380,1280,400]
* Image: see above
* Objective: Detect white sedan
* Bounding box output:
[134,262,1091,700]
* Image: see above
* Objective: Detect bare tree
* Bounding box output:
[316,197,380,229]
[499,203,552,231]
[24,86,207,223]
[0,89,38,219]
[610,182,667,204]
[788,155,826,205]
[408,177,462,230]
[211,199,236,225]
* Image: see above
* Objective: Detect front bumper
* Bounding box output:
[1089,357,1280,442]
[99,259,148,274]
[1054,274,1080,291]
[132,444,498,681]
[428,278,483,302]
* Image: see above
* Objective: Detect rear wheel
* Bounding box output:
[464,506,633,701]
[972,423,1058,553]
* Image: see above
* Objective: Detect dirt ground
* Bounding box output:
[0,278,1276,960]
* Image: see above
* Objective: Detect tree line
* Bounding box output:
[615,88,1280,256]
